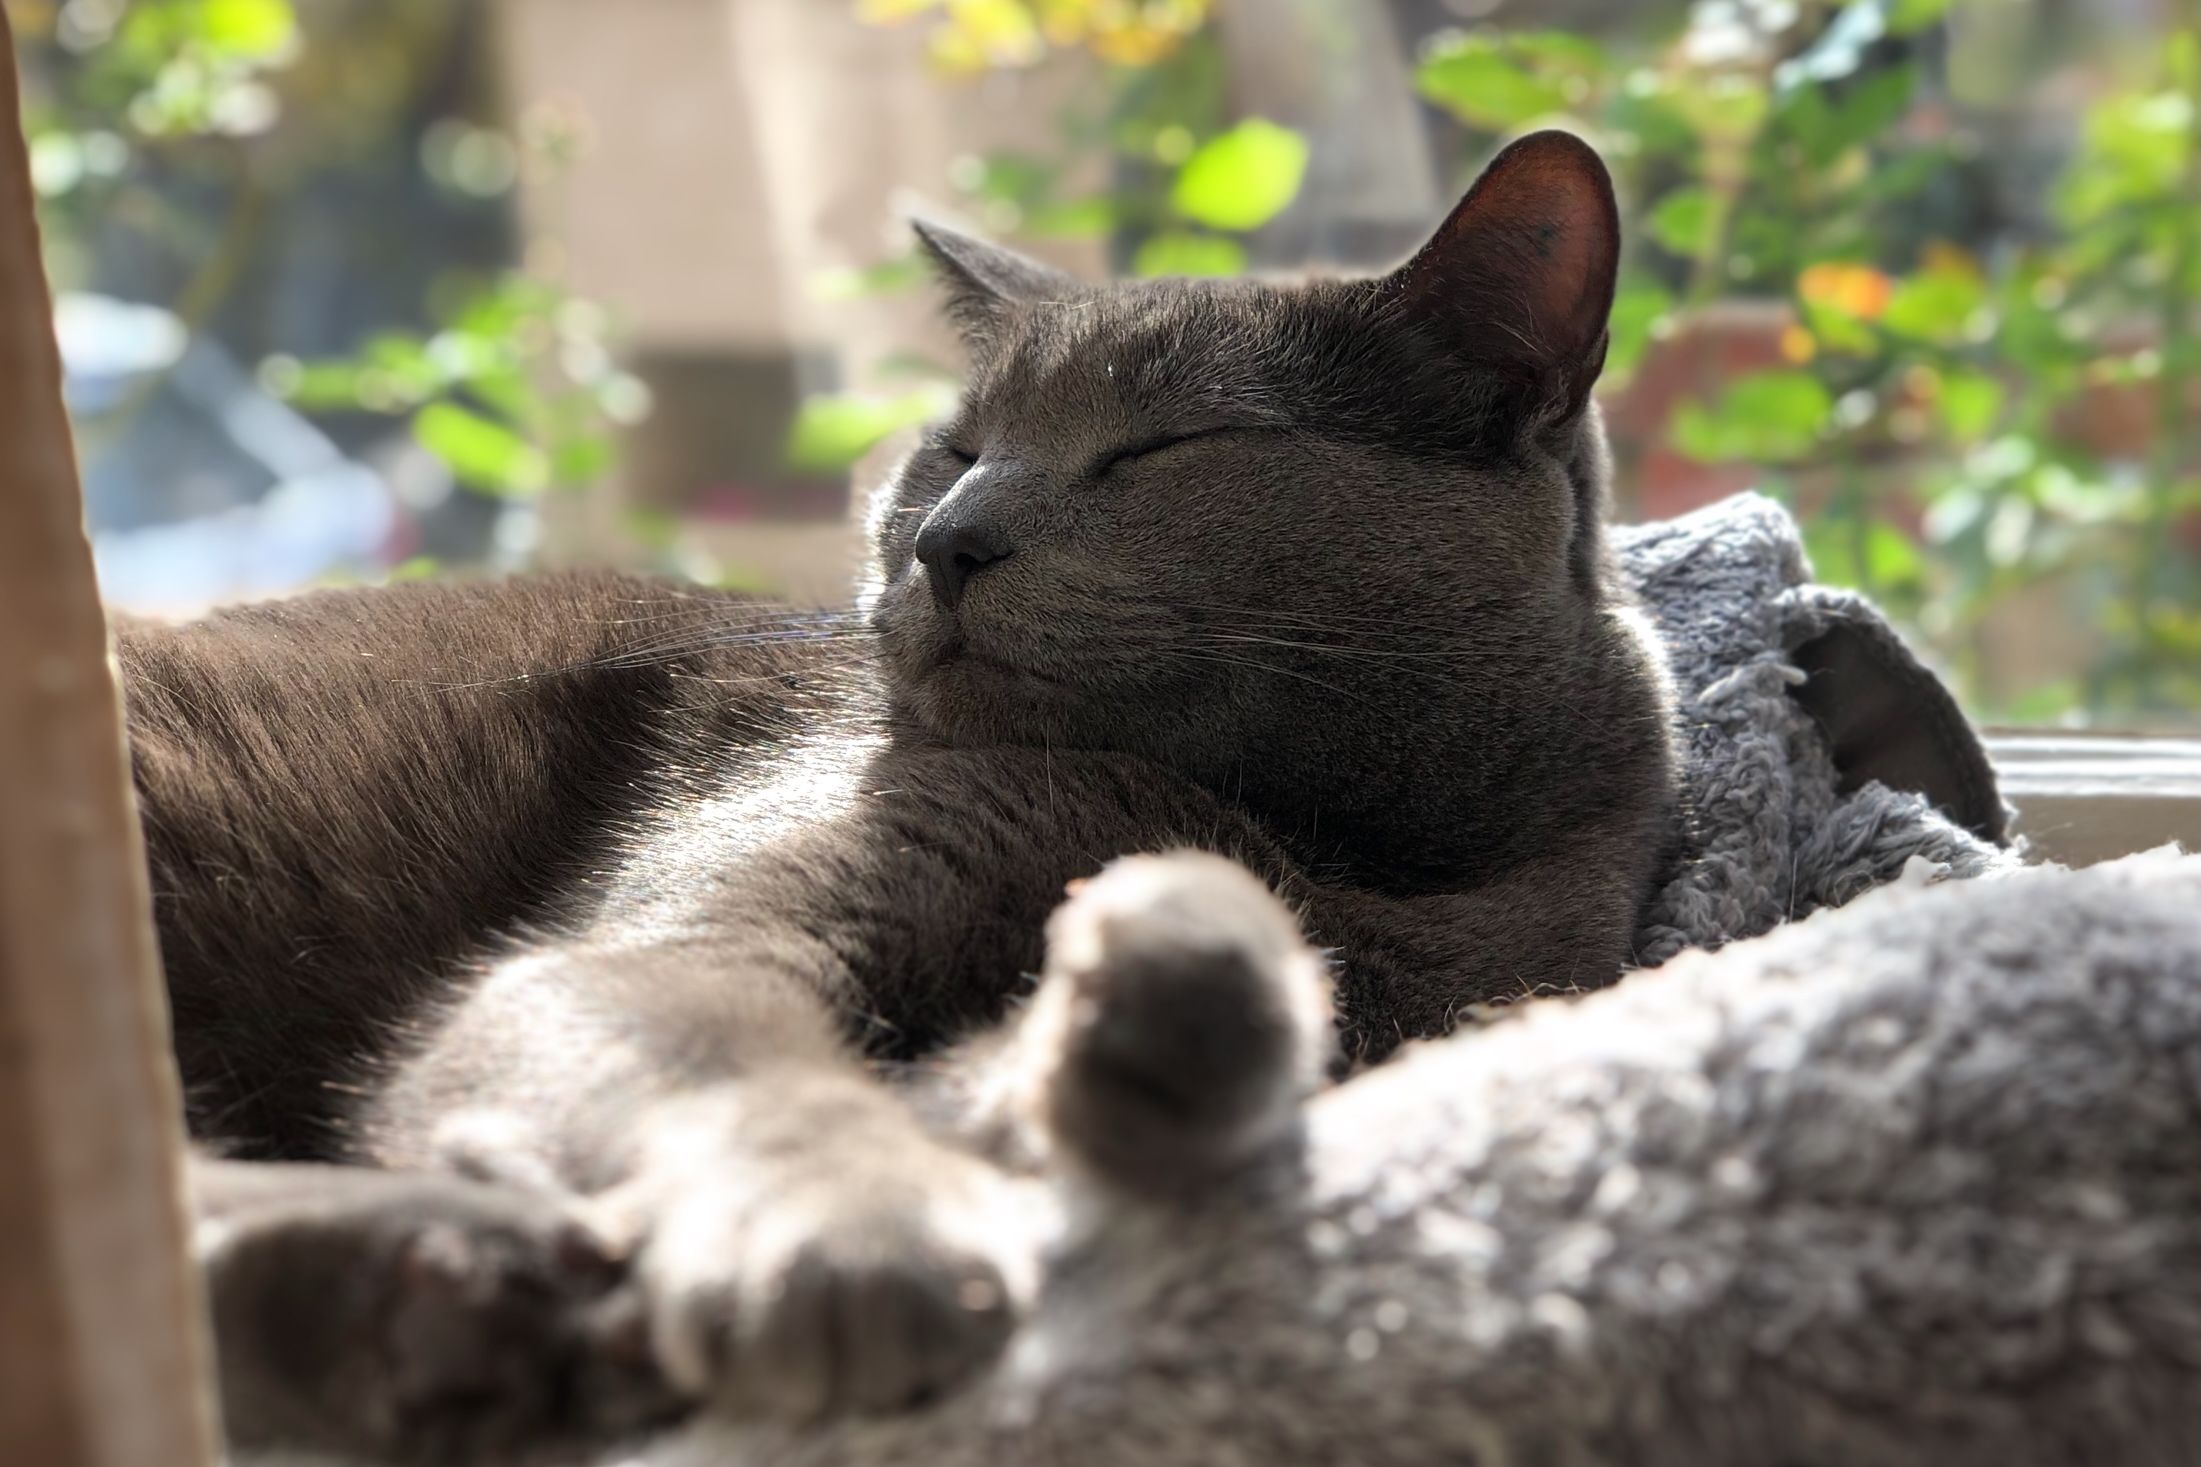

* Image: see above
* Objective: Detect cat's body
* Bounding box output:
[139,133,1678,1461]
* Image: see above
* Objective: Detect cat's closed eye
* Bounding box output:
[926,430,978,466]
[1092,428,1229,479]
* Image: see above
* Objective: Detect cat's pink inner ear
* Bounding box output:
[1392,129,1621,418]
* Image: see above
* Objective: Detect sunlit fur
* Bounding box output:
[132,133,1687,1455]
[867,271,1673,888]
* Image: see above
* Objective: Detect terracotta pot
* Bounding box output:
[1600,299,1798,521]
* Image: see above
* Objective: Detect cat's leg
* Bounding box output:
[358,747,1312,1422]
[610,1066,1031,1419]
[120,572,812,1156]
[190,1154,682,1463]
[364,936,1034,1424]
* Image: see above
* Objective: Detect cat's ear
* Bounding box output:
[911,219,1078,353]
[1386,129,1621,426]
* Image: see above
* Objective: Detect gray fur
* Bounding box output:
[330,131,1675,1432]
[639,846,2201,1467]
[134,133,2067,1463]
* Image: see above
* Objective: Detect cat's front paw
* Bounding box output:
[197,1165,680,1464]
[626,1080,1032,1420]
[1026,851,1334,1194]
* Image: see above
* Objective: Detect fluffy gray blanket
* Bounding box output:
[628,494,2201,1466]
[1621,492,2015,962]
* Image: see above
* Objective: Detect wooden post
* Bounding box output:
[0,13,223,1467]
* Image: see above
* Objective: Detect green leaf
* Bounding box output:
[413,402,549,496]
[1131,231,1247,278]
[1022,195,1119,239]
[1170,120,1308,232]
[1506,30,1611,76]
[201,0,299,59]
[2059,85,2196,228]
[1607,83,1699,160]
[1803,518,1926,595]
[1415,35,1570,131]
[1800,297,1880,357]
[1935,369,2004,442]
[1997,680,2083,723]
[964,151,1056,206]
[362,332,446,400]
[813,253,927,302]
[784,387,954,474]
[869,350,962,383]
[1779,64,1916,168]
[1648,187,1715,256]
[1886,0,1955,36]
[1670,73,1770,145]
[1672,370,1833,464]
[1865,521,1927,587]
[464,368,537,423]
[551,435,616,487]
[1605,278,1673,378]
[623,507,682,550]
[1882,263,1988,344]
[277,361,369,410]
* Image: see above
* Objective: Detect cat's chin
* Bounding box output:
[896,648,1080,747]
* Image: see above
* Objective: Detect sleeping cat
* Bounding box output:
[133,131,1675,1459]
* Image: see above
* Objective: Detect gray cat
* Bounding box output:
[135,130,1674,1460]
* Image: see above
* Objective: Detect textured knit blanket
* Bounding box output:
[623,494,2201,1467]
[1619,491,2016,964]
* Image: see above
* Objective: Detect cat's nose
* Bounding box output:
[914,492,1015,611]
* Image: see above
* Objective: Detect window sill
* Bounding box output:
[1986,731,2201,866]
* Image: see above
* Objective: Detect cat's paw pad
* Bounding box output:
[638,1125,1029,1420]
[1031,851,1332,1194]
[202,1171,681,1463]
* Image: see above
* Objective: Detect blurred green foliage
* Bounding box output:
[847,0,2201,725]
[857,0,1213,71]
[13,0,2196,722]
[266,277,648,499]
[802,14,1307,468]
[12,0,633,530]
[788,384,960,475]
[1408,0,2200,721]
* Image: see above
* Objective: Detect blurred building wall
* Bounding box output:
[1219,0,1438,268]
[489,0,1108,599]
[491,0,786,352]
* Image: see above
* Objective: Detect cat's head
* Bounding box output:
[865,131,1661,871]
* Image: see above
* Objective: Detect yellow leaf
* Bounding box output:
[926,28,990,73]
[947,0,1043,64]
[858,0,946,21]
[1798,261,1894,321]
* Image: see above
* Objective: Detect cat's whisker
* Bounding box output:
[1152,649,1358,699]
[1178,634,1517,682]
[1197,637,1505,673]
[680,655,884,689]
[1168,637,1649,743]
[393,629,883,694]
[591,629,878,671]
[587,613,879,670]
[1170,599,1509,637]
